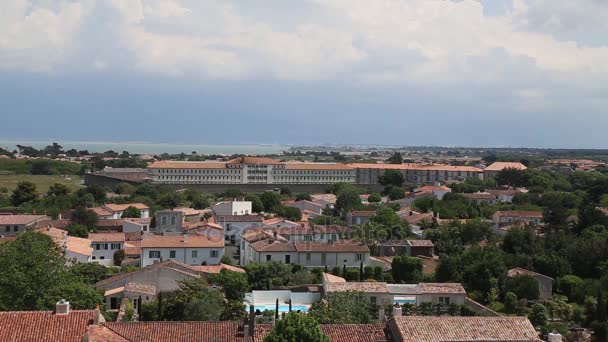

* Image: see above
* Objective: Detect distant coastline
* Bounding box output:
[0,140,288,155]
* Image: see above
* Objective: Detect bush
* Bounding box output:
[506,275,540,300]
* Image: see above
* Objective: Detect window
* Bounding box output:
[169,250,176,258]
[171,216,176,225]
[356,253,363,261]
[266,255,271,262]
[161,217,167,225]
[439,297,451,305]
[285,255,291,264]
[13,226,19,232]
[306,253,311,263]
[149,250,161,258]
[100,256,105,260]
[103,244,109,250]
[370,296,377,304]
[321,253,326,265]
[192,250,198,258]
[111,243,121,250]
[4,226,8,232]
[211,250,219,258]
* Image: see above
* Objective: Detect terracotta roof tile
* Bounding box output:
[390,316,541,342]
[418,283,466,294]
[104,203,149,212]
[0,310,97,342]
[216,215,263,222]
[140,235,224,249]
[0,214,48,225]
[102,321,242,342]
[88,232,126,242]
[494,210,543,218]
[484,162,528,172]
[326,281,390,293]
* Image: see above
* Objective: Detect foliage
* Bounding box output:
[504,292,519,314]
[506,275,540,300]
[212,269,250,301]
[367,193,382,203]
[378,169,405,187]
[114,182,136,195]
[296,193,312,201]
[221,299,246,321]
[113,249,126,266]
[159,278,224,321]
[10,180,38,206]
[387,152,403,164]
[71,207,99,230]
[528,303,548,327]
[245,194,264,213]
[265,312,329,342]
[335,187,362,214]
[309,291,376,324]
[392,256,423,283]
[70,263,110,285]
[47,183,71,197]
[260,191,281,212]
[37,282,104,310]
[66,224,90,238]
[121,206,141,218]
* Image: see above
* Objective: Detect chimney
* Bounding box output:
[378,307,386,322]
[93,305,105,325]
[248,304,255,340]
[547,333,563,342]
[243,324,249,342]
[392,305,402,317]
[56,299,70,315]
[182,234,188,243]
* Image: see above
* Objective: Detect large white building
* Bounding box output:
[148,157,356,185]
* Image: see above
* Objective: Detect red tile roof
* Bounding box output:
[418,283,466,294]
[215,215,263,222]
[348,210,376,217]
[494,210,543,218]
[88,232,126,242]
[254,324,387,342]
[102,321,242,342]
[0,214,49,225]
[484,162,528,172]
[0,310,98,342]
[508,267,553,280]
[389,316,540,342]
[104,203,149,212]
[294,240,369,253]
[140,235,224,249]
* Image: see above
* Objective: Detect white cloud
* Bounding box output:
[0,0,89,71]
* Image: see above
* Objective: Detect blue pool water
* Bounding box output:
[248,305,309,313]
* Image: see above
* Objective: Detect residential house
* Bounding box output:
[492,211,543,231]
[104,282,157,311]
[154,209,184,234]
[508,267,554,300]
[483,161,528,179]
[140,234,224,267]
[172,207,204,222]
[0,301,104,342]
[322,273,391,306]
[414,185,452,200]
[488,189,522,203]
[37,226,93,264]
[101,203,150,219]
[386,316,541,342]
[345,210,376,226]
[262,217,301,228]
[378,240,434,257]
[0,214,50,237]
[215,214,263,244]
[310,193,337,208]
[212,200,252,216]
[462,192,498,205]
[123,218,151,233]
[283,199,324,214]
[89,232,126,266]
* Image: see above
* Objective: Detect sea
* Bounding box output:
[0,140,288,155]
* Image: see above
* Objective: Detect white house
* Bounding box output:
[102,203,150,219]
[215,214,263,244]
[414,185,452,200]
[0,215,50,237]
[123,218,151,233]
[88,232,126,266]
[492,211,543,229]
[37,226,93,264]
[140,234,224,267]
[212,201,252,216]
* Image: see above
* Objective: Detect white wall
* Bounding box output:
[92,242,123,266]
[213,201,252,216]
[141,247,224,267]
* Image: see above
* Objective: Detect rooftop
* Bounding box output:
[326,281,390,294]
[0,309,98,342]
[494,210,543,218]
[389,316,540,342]
[484,162,528,172]
[215,215,263,222]
[88,232,126,242]
[0,214,48,225]
[418,283,466,294]
[140,235,224,249]
[104,203,149,212]
[508,267,554,280]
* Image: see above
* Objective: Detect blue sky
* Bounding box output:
[1,0,608,148]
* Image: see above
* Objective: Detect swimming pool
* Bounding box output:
[248,304,310,313]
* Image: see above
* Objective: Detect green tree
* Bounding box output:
[504,291,519,314]
[335,188,362,214]
[212,269,250,301]
[260,192,281,212]
[30,159,52,175]
[528,303,548,327]
[506,275,540,300]
[121,206,141,218]
[37,282,104,310]
[113,249,126,266]
[10,180,38,206]
[161,278,224,321]
[384,185,405,200]
[77,185,107,204]
[309,291,376,324]
[296,193,312,201]
[220,300,246,321]
[70,263,109,285]
[114,182,136,195]
[265,312,329,342]
[0,231,68,310]
[65,224,89,238]
[391,256,423,283]
[387,152,403,164]
[71,206,99,230]
[283,207,302,221]
[367,193,382,203]
[245,194,264,213]
[378,169,404,187]
[47,183,71,197]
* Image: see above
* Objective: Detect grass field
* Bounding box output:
[0,175,83,193]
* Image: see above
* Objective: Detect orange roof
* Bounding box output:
[190,263,246,274]
[90,207,113,216]
[416,185,451,192]
[0,214,48,225]
[0,310,99,342]
[227,156,280,164]
[88,232,126,242]
[347,163,482,173]
[294,240,369,252]
[323,272,346,283]
[390,316,540,342]
[283,163,353,170]
[418,283,466,294]
[494,210,543,218]
[140,235,224,248]
[104,203,149,212]
[484,162,528,172]
[349,210,376,216]
[148,161,227,169]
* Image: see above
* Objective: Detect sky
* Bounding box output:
[1,0,608,148]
